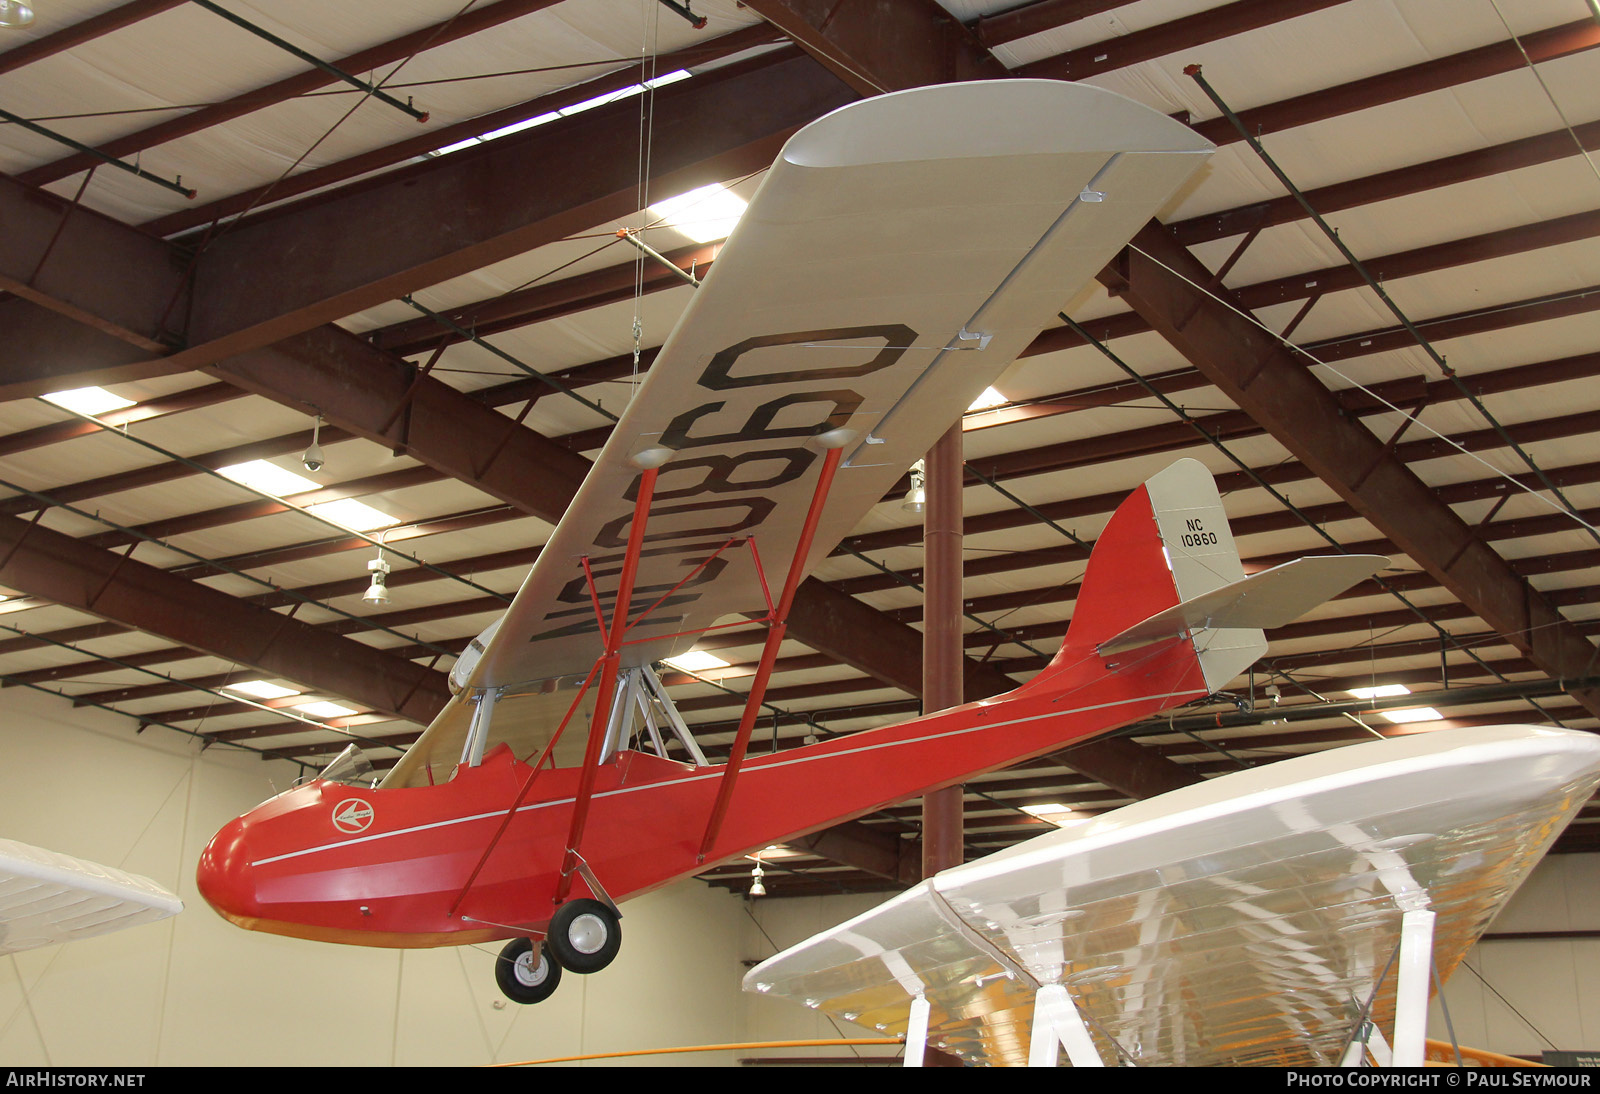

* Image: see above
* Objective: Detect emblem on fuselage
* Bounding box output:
[332,798,374,833]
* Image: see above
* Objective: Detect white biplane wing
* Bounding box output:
[743,725,1600,1067]
[0,839,182,955]
[458,80,1213,693]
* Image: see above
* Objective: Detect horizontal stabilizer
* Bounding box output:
[1097,555,1386,658]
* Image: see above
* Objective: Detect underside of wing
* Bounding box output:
[461,80,1214,693]
[0,839,182,955]
[743,725,1600,1066]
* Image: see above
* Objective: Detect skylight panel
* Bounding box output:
[967,387,1008,412]
[294,701,358,719]
[41,387,136,416]
[1020,803,1094,827]
[1380,708,1444,725]
[217,460,319,497]
[225,680,302,700]
[648,182,748,243]
[662,650,731,673]
[1349,684,1411,700]
[303,498,400,532]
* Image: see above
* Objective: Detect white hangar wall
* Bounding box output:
[5,681,1598,1067]
[1432,853,1600,1060]
[0,687,751,1067]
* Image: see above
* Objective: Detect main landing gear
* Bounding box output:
[494,899,622,1004]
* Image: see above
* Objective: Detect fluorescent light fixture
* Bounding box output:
[746,845,806,861]
[481,113,560,141]
[1348,684,1411,700]
[294,701,358,719]
[649,183,748,243]
[662,650,731,673]
[41,387,136,416]
[433,135,485,156]
[218,462,397,531]
[1380,707,1444,725]
[218,460,319,497]
[226,680,302,700]
[304,498,400,532]
[1021,803,1095,826]
[967,387,1008,412]
[430,72,693,158]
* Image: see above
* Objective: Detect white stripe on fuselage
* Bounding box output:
[249,686,1198,868]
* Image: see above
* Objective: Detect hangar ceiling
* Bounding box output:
[1,0,1597,897]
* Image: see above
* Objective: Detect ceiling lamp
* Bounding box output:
[0,3,34,28]
[363,552,391,605]
[902,459,927,513]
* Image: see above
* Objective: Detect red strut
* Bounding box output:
[697,440,846,860]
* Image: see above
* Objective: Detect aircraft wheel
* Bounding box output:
[496,936,562,1004]
[547,898,621,974]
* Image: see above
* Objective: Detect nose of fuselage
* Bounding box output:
[196,811,261,926]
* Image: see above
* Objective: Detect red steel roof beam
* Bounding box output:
[142,23,786,239]
[1107,222,1600,720]
[1017,0,1354,80]
[0,0,186,76]
[16,0,570,188]
[0,512,453,723]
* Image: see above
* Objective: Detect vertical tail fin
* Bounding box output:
[1027,459,1261,695]
[1023,459,1386,698]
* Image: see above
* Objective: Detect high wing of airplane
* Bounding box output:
[0,839,182,955]
[380,78,1216,789]
[744,724,1600,1067]
[195,79,1385,1008]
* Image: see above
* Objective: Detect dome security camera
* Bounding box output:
[303,415,325,473]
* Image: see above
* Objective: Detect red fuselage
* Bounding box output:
[196,636,1205,947]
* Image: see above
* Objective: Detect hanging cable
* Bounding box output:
[1185,63,1600,550]
[1060,314,1573,729]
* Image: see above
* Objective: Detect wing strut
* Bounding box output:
[555,459,663,904]
[697,437,848,862]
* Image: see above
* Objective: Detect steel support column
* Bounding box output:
[922,426,966,882]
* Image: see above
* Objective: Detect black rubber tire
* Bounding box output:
[495,936,562,1004]
[546,898,622,974]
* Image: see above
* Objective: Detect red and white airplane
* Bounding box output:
[196,80,1383,1005]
